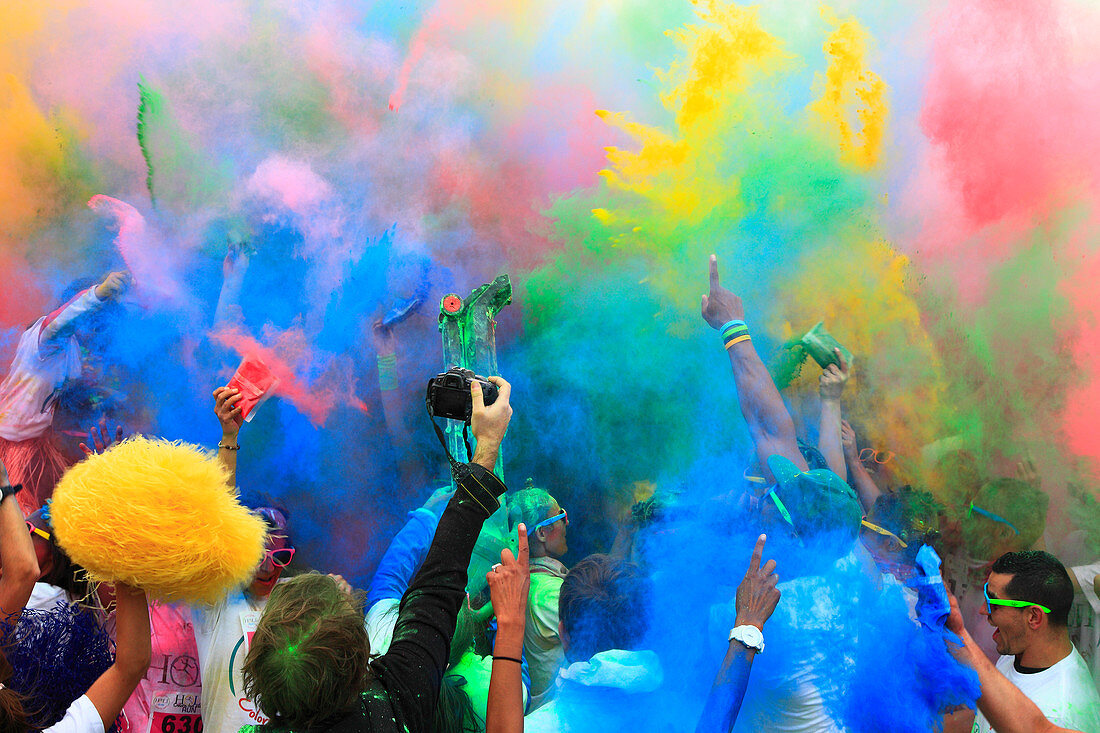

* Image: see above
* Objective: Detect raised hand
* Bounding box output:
[945,591,965,637]
[369,318,396,357]
[701,254,745,330]
[222,238,251,283]
[819,348,850,400]
[734,534,781,631]
[471,377,512,449]
[841,419,859,461]
[79,415,126,456]
[1015,457,1039,488]
[487,524,530,631]
[95,271,131,300]
[213,386,244,435]
[327,574,353,596]
[422,486,456,518]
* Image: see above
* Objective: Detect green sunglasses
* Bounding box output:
[984,581,1051,615]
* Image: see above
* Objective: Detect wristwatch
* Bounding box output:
[0,484,23,503]
[729,624,765,653]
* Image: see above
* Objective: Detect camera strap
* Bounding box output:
[427,404,474,480]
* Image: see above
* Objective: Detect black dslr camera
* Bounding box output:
[426,367,498,423]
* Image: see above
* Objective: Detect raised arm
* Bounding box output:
[213,386,243,488]
[380,377,512,731]
[39,271,129,346]
[213,241,250,328]
[485,523,530,733]
[817,352,849,481]
[841,420,882,511]
[83,583,152,730]
[695,534,780,733]
[0,460,38,634]
[702,255,806,479]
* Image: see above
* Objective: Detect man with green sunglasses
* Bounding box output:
[972,551,1100,733]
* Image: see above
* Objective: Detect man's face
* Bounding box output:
[859,529,913,581]
[981,571,1031,656]
[538,501,568,558]
[248,533,290,599]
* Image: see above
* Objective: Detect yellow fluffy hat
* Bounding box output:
[51,437,268,605]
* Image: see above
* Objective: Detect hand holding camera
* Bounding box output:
[426,367,511,472]
[471,376,511,448]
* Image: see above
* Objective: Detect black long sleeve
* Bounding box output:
[358,463,506,732]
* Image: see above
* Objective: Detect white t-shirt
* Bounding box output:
[0,289,101,441]
[973,647,1100,733]
[193,591,269,733]
[42,694,104,733]
[27,582,69,611]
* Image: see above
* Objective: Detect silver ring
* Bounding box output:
[491,563,502,572]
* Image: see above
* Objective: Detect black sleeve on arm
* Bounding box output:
[375,463,506,732]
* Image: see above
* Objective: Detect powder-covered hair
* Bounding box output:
[559,554,650,663]
[433,605,484,733]
[962,478,1048,560]
[242,573,373,730]
[870,485,943,559]
[508,487,557,531]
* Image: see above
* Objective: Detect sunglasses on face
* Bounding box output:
[859,448,895,465]
[26,521,51,542]
[532,510,568,532]
[261,547,296,568]
[860,518,908,548]
[983,581,1050,615]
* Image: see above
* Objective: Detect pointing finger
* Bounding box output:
[517,523,529,566]
[709,254,720,292]
[747,533,765,575]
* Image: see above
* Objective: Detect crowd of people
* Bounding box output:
[0,255,1097,733]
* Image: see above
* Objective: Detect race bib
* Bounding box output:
[147,691,202,733]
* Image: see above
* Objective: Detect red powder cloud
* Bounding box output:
[920,0,1100,231]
